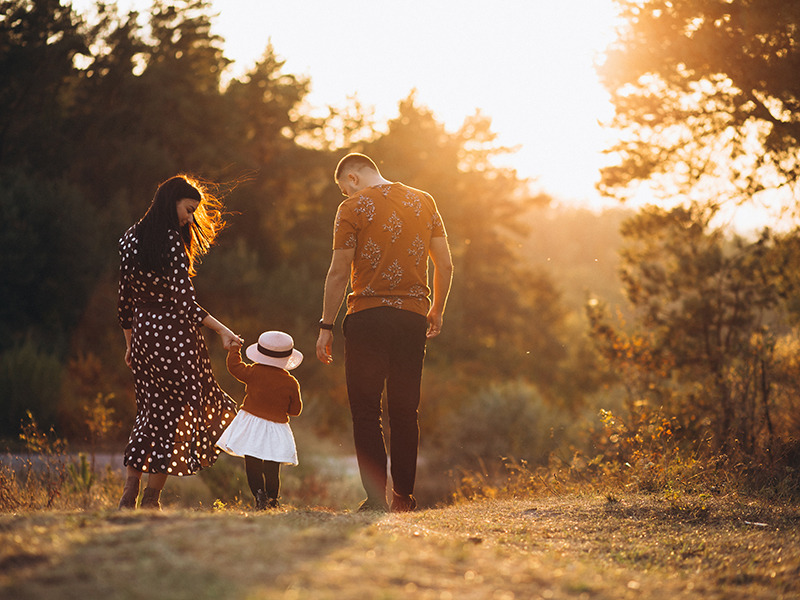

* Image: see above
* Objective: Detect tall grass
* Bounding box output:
[0,414,364,513]
[0,412,121,511]
[450,405,800,506]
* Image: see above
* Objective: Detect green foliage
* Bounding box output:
[0,169,104,353]
[1,412,124,511]
[589,1,800,497]
[433,380,579,473]
[66,452,95,494]
[0,0,88,173]
[601,0,800,202]
[588,203,799,472]
[0,341,64,437]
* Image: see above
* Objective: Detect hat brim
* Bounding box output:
[245,343,303,370]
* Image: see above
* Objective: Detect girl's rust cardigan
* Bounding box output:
[226,347,302,423]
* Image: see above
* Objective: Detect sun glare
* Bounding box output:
[70,0,623,205]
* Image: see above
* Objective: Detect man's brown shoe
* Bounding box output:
[391,492,417,512]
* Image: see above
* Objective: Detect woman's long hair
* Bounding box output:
[135,175,228,276]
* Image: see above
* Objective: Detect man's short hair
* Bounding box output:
[335,153,380,181]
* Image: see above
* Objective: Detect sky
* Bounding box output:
[208,0,621,207]
[72,0,623,208]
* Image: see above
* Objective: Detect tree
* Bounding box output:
[0,0,88,172]
[600,0,800,206]
[68,0,236,215]
[220,44,317,269]
[588,203,784,455]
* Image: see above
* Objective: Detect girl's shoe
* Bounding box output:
[266,497,280,509]
[255,490,267,511]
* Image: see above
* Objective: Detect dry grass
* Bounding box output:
[1,492,797,600]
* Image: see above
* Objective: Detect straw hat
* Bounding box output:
[245,331,303,370]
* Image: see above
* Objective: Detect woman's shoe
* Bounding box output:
[118,476,140,510]
[140,487,162,510]
[255,490,267,511]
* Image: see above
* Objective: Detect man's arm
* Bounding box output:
[426,236,453,338]
[316,248,355,364]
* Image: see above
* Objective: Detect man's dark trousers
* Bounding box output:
[343,307,427,504]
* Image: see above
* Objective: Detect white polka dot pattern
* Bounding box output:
[117,226,236,475]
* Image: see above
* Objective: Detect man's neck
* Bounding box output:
[359,173,392,189]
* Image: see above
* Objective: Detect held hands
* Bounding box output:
[221,328,244,350]
[201,315,243,350]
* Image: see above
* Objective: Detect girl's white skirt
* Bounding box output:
[216,410,298,465]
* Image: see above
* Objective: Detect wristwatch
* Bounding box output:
[319,319,334,330]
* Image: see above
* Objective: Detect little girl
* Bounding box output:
[216,330,303,510]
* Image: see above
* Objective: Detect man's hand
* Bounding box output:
[427,236,452,339]
[316,329,334,364]
[426,309,443,338]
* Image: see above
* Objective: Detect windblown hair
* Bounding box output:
[334,153,380,181]
[135,175,227,276]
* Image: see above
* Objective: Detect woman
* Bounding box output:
[117,175,241,509]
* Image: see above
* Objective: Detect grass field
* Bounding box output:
[1,492,798,600]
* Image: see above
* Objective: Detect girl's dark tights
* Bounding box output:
[244,455,280,499]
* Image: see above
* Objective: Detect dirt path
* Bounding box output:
[1,494,797,599]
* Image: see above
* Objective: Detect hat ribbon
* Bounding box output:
[257,343,293,358]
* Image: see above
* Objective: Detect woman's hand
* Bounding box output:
[123,328,133,370]
[201,314,243,349]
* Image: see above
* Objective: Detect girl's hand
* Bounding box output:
[125,346,133,370]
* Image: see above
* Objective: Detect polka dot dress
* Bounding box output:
[118,226,236,476]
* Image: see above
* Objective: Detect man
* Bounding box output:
[316,153,453,512]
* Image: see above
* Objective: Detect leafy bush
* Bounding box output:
[0,340,64,438]
[433,380,579,475]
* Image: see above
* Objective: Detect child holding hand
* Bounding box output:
[216,330,303,510]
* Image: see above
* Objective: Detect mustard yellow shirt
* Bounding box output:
[333,182,447,317]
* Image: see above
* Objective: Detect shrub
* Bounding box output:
[433,380,579,475]
[0,342,64,438]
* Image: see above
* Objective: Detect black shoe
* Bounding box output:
[357,497,389,513]
[391,492,417,513]
[255,490,267,511]
[266,496,280,509]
